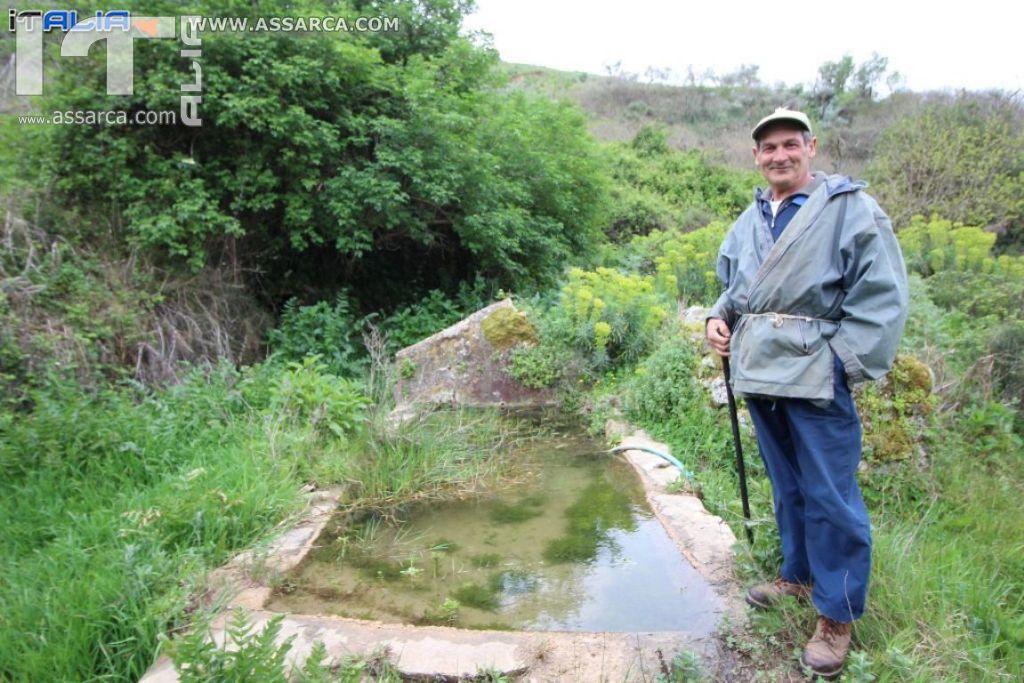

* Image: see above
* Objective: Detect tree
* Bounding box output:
[812,53,890,123]
[868,93,1024,247]
[37,0,611,309]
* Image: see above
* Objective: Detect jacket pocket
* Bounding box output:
[731,316,836,400]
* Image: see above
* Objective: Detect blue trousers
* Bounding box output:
[744,355,871,622]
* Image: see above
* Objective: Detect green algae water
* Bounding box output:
[267,420,723,633]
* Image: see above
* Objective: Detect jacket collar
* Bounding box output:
[755,171,827,204]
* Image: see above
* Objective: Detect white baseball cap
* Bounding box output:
[751,108,812,141]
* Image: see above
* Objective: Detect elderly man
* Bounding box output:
[705,108,908,679]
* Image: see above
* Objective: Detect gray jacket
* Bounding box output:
[708,172,909,401]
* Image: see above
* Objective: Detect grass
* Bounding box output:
[0,368,305,681]
[617,332,1024,680]
[452,582,502,611]
[849,407,1023,681]
[0,360,522,682]
[470,552,502,568]
[344,408,521,510]
[489,497,545,523]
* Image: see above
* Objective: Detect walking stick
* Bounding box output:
[722,356,754,545]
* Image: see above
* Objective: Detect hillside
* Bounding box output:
[495,61,985,177]
[1,4,1022,681]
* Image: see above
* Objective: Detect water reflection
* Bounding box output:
[268,426,722,633]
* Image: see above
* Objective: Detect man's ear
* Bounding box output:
[807,136,818,158]
[751,145,758,163]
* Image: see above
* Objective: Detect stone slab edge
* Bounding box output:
[141,424,743,682]
[605,419,747,626]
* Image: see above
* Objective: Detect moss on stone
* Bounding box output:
[481,306,538,351]
[886,354,934,413]
[860,354,935,462]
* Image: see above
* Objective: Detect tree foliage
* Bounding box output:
[604,128,756,241]
[39,0,609,310]
[868,93,1024,246]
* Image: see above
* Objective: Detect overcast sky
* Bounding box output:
[461,0,1023,93]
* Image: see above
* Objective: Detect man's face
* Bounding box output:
[752,125,817,198]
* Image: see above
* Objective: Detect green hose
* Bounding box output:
[608,444,698,484]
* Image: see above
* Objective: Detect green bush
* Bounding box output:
[267,293,365,377]
[379,277,491,351]
[626,221,729,305]
[604,136,757,242]
[40,1,610,307]
[604,183,677,242]
[264,356,371,443]
[988,321,1024,420]
[168,609,293,682]
[926,270,1024,320]
[868,94,1024,245]
[166,609,340,683]
[631,124,671,156]
[556,266,670,368]
[896,216,1024,279]
[622,326,704,425]
[506,343,562,389]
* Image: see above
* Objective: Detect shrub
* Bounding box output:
[267,293,365,378]
[380,277,490,351]
[43,2,609,310]
[640,222,729,305]
[987,321,1024,418]
[868,94,1024,246]
[925,270,1024,320]
[606,139,756,237]
[604,184,676,242]
[557,266,670,367]
[622,325,705,426]
[505,343,562,389]
[896,216,1024,279]
[264,356,371,443]
[166,609,334,683]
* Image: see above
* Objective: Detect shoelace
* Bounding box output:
[819,617,846,645]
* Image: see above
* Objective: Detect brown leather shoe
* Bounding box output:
[801,615,852,680]
[745,578,812,610]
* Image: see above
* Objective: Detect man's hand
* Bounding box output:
[706,317,731,357]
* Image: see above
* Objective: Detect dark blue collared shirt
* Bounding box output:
[758,193,808,242]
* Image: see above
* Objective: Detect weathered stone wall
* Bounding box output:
[392,299,555,412]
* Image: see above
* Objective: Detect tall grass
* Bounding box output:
[613,325,1023,680]
[855,403,1023,681]
[0,365,305,681]
[347,409,521,510]
[0,357,521,682]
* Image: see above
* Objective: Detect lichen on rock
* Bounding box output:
[390,300,554,415]
[859,353,935,463]
[481,307,538,351]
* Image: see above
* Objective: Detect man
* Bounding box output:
[705,108,908,679]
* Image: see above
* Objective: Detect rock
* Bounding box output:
[859,353,935,464]
[681,305,710,327]
[705,377,728,407]
[391,300,555,416]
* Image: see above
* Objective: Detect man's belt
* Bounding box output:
[740,312,834,328]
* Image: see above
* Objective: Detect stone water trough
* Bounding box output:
[141,301,746,682]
